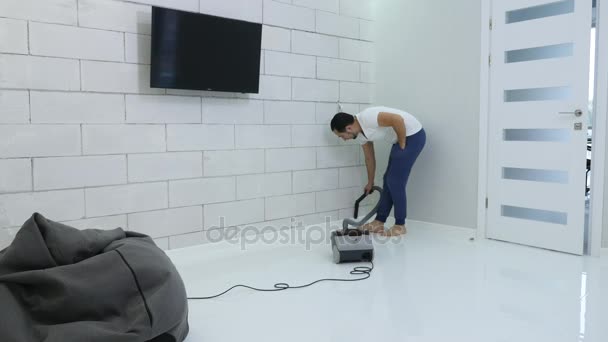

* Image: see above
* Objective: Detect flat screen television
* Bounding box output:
[150,7,262,93]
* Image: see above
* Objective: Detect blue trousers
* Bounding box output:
[375,129,426,225]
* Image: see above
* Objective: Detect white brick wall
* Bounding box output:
[317,146,360,168]
[235,125,291,149]
[0,189,84,227]
[0,0,374,250]
[128,206,203,238]
[262,25,291,52]
[204,150,265,176]
[264,101,316,124]
[34,155,127,190]
[316,187,359,212]
[316,11,359,39]
[126,95,201,123]
[203,98,263,124]
[169,231,208,249]
[265,193,316,220]
[125,34,151,64]
[265,147,317,172]
[292,125,341,147]
[200,0,263,23]
[78,0,152,34]
[30,22,124,62]
[81,61,163,94]
[315,102,341,124]
[293,169,339,193]
[236,172,292,200]
[167,124,234,151]
[85,182,168,217]
[294,0,339,13]
[0,55,80,91]
[340,0,375,20]
[292,78,339,102]
[128,152,203,182]
[263,0,315,31]
[360,20,374,41]
[169,177,235,207]
[133,0,199,12]
[340,38,374,62]
[339,166,367,188]
[0,159,32,194]
[0,91,29,124]
[265,51,316,78]
[292,31,339,58]
[340,82,372,103]
[0,0,77,25]
[0,125,81,158]
[249,75,292,100]
[317,58,360,82]
[31,92,125,124]
[204,198,265,229]
[83,125,166,154]
[0,18,28,54]
[360,63,375,83]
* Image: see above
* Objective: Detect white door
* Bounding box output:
[487,0,592,255]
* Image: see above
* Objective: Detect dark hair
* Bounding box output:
[330,112,354,133]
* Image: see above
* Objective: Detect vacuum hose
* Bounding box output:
[342,186,383,231]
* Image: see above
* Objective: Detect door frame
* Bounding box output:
[477,0,607,257]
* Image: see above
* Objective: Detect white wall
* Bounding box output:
[0,0,375,250]
[374,0,481,228]
[604,178,608,247]
[604,109,608,249]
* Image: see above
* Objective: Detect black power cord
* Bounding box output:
[187,262,374,300]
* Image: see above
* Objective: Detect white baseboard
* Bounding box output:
[407,220,476,235]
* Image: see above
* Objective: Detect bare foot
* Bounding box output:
[381,225,407,236]
[360,220,385,234]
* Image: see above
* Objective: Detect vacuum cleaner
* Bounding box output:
[331,186,382,264]
[187,189,383,300]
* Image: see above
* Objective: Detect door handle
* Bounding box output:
[558,109,583,117]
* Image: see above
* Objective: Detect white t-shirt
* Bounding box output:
[355,106,422,145]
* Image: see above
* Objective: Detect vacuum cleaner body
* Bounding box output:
[331,186,382,264]
[331,230,374,264]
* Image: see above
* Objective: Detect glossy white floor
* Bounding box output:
[167,222,608,342]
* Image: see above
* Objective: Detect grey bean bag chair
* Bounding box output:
[0,213,189,342]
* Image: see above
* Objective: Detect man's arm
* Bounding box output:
[378,112,406,149]
[361,142,376,193]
